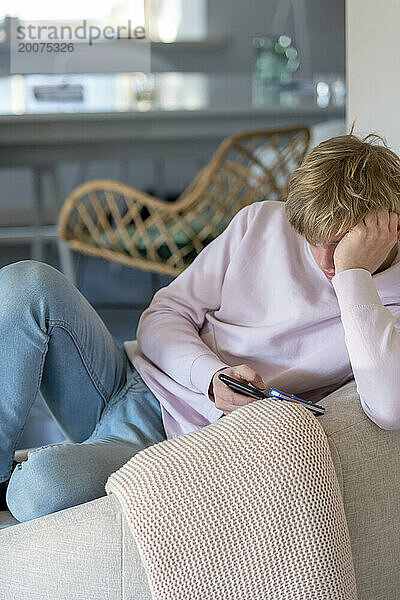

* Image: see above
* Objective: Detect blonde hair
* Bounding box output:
[285,131,400,245]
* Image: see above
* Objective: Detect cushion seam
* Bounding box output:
[325,418,367,436]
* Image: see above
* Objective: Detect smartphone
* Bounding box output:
[217,373,325,416]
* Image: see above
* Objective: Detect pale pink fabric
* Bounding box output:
[124,201,400,439]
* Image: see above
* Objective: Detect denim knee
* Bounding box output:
[6,445,81,523]
[0,260,61,319]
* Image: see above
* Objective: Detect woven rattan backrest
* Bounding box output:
[58,126,310,276]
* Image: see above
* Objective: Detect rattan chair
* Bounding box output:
[58,126,310,277]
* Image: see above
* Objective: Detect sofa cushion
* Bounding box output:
[0,494,152,600]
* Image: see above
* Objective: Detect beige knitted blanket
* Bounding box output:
[105,398,358,599]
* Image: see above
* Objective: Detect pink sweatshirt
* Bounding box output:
[124,201,400,439]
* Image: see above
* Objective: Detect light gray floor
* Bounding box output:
[0,243,174,449]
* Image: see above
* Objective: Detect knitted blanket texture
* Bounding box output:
[105,398,358,600]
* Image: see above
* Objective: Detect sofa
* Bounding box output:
[1,378,399,600]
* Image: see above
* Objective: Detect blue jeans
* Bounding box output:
[0,260,167,523]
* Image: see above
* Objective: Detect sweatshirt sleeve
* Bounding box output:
[332,268,400,430]
[135,204,255,399]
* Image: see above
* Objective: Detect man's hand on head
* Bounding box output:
[333,209,400,276]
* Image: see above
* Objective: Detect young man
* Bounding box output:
[130,133,400,432]
[1,132,400,521]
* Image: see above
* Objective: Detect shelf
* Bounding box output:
[150,36,228,49]
[0,225,58,243]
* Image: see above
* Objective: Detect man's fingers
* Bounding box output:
[215,383,257,407]
[228,391,257,407]
[252,374,266,389]
[362,209,394,233]
[215,387,260,410]
[376,209,390,230]
[231,364,265,389]
[389,212,398,238]
[362,211,378,228]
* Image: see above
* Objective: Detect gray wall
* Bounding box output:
[152,0,345,76]
[347,0,400,154]
[0,0,345,77]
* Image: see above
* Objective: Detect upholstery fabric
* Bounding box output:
[0,494,151,600]
[321,381,400,599]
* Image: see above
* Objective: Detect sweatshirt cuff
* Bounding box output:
[190,353,230,398]
[331,268,382,310]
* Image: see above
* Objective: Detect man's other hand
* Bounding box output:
[334,209,400,275]
[208,364,265,415]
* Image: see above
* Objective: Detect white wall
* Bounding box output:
[346,0,400,154]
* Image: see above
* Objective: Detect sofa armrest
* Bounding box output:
[0,494,152,600]
[318,379,400,599]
